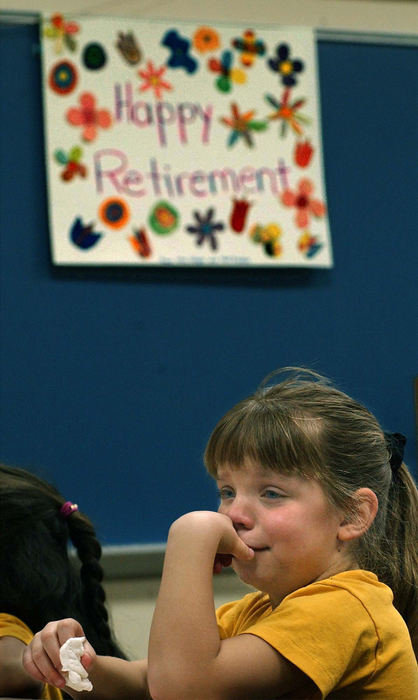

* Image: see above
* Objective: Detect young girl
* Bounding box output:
[0,463,126,699]
[22,369,417,699]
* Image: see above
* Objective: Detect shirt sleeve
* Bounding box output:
[0,612,33,644]
[239,584,379,698]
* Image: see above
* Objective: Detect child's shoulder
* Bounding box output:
[286,570,395,618]
[298,569,390,595]
[282,569,411,648]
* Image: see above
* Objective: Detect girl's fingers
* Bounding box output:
[80,639,96,670]
[55,618,85,647]
[22,636,66,688]
[22,618,86,688]
[213,553,233,573]
[216,514,255,561]
[234,538,254,561]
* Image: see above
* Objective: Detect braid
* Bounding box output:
[67,512,126,658]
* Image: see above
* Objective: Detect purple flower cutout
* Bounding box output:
[162,29,198,73]
[186,208,224,250]
[268,43,304,87]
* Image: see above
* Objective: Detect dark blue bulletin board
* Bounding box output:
[0,20,417,551]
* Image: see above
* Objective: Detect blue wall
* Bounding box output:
[0,23,416,545]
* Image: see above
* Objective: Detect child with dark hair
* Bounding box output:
[22,369,417,698]
[0,463,126,698]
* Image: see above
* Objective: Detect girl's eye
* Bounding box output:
[218,487,235,500]
[262,489,282,499]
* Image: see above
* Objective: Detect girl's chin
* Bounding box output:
[232,560,257,584]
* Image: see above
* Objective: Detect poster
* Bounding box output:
[41,15,332,267]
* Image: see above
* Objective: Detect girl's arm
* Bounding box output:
[148,510,314,700]
[22,618,150,699]
[0,636,44,697]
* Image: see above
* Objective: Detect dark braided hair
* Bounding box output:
[0,463,126,659]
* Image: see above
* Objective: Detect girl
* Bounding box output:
[23,369,417,698]
[0,463,126,699]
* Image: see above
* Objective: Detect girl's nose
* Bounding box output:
[221,497,254,530]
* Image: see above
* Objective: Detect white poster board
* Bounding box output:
[41,15,332,267]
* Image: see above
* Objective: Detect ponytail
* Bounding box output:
[0,464,126,659]
[384,462,418,655]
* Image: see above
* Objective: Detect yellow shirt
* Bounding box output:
[216,570,417,699]
[0,613,63,700]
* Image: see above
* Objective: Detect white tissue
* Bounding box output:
[59,636,93,692]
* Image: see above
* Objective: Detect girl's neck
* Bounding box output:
[268,557,360,608]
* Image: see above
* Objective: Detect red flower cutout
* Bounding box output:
[281,178,326,228]
[66,92,112,142]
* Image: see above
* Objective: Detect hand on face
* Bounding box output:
[22,618,96,689]
[215,510,255,561]
[172,510,254,573]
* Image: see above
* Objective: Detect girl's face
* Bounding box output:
[216,459,349,607]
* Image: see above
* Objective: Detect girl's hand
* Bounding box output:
[170,511,254,566]
[213,553,233,574]
[215,511,255,561]
[22,618,96,689]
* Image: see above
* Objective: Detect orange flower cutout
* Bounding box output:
[281,178,326,228]
[99,197,130,229]
[193,26,220,53]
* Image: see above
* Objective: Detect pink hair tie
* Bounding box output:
[60,501,79,518]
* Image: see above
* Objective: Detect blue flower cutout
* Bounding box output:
[162,29,198,74]
[268,43,304,87]
[186,208,224,250]
[70,217,102,249]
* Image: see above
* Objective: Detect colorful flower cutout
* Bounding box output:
[221,102,268,148]
[138,61,173,100]
[54,145,87,181]
[186,208,225,250]
[99,197,130,229]
[43,14,79,54]
[49,60,78,95]
[162,30,198,74]
[70,217,102,250]
[265,89,310,137]
[249,223,283,257]
[149,201,179,234]
[208,50,246,93]
[232,30,266,67]
[281,178,326,228]
[268,43,304,86]
[66,93,112,142]
[193,26,220,53]
[298,231,323,258]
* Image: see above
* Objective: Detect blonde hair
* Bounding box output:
[204,368,417,650]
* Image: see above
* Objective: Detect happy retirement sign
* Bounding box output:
[41,15,332,267]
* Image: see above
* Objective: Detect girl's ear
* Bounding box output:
[338,488,378,542]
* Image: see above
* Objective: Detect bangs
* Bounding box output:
[204,395,325,478]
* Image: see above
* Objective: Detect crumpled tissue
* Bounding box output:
[59,636,93,692]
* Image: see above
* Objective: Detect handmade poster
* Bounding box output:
[41,15,333,267]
